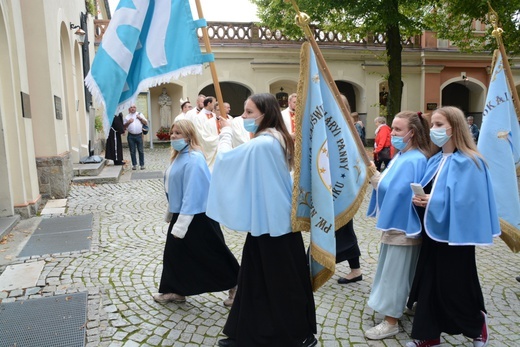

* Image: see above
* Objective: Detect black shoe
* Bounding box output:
[302,334,317,347]
[337,274,362,284]
[218,338,237,347]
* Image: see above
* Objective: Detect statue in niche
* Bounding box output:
[379,86,389,106]
[158,88,172,128]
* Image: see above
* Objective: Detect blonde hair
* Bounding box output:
[169,120,203,162]
[433,106,483,166]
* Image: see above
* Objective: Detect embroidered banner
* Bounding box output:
[85,0,213,135]
[478,51,520,250]
[292,42,369,290]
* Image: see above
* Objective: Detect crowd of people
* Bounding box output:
[103,92,503,347]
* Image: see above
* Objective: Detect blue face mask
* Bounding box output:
[171,138,188,151]
[391,130,411,151]
[243,118,259,133]
[430,128,451,147]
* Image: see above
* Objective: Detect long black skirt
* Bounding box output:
[223,232,316,347]
[335,220,361,266]
[407,232,485,340]
[158,213,239,296]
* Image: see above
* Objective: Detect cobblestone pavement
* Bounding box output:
[1,145,520,347]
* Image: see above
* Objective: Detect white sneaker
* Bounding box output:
[365,320,399,340]
[473,311,489,347]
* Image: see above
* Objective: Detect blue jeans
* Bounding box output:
[127,133,144,166]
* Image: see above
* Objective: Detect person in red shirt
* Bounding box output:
[373,116,393,171]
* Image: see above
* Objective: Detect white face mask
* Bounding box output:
[430,128,452,147]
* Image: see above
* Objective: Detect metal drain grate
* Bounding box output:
[18,215,93,257]
[33,215,92,235]
[0,292,87,347]
[131,170,163,180]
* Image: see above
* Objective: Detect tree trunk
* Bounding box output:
[385,23,403,124]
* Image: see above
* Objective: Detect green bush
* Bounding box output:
[85,0,96,16]
[94,115,103,133]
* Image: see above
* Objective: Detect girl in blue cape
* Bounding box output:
[406,106,500,347]
[153,120,239,305]
[365,111,432,340]
[207,93,317,347]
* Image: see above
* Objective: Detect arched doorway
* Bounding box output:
[200,82,252,117]
[60,23,78,161]
[442,83,469,113]
[442,79,485,126]
[335,81,356,112]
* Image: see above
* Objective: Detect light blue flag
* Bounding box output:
[292,42,369,290]
[85,0,213,134]
[478,51,520,243]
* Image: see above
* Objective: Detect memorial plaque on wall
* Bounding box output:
[54,95,62,120]
[21,92,31,118]
[426,103,438,111]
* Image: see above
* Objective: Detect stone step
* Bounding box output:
[72,165,122,184]
[0,215,21,239]
[73,159,106,176]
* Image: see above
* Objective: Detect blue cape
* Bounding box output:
[421,151,501,245]
[164,149,210,214]
[367,149,427,236]
[207,133,293,237]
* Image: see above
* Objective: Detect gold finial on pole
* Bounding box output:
[488,2,520,121]
[286,0,371,166]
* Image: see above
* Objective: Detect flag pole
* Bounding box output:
[489,6,520,122]
[287,0,372,167]
[193,0,228,119]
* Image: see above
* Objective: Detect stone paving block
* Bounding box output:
[128,332,148,343]
[122,341,141,347]
[8,289,23,297]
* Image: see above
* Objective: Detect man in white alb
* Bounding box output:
[184,94,205,122]
[174,99,193,123]
[281,93,297,137]
[192,96,220,170]
[217,102,250,147]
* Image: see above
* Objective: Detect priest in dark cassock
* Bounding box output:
[105,113,125,165]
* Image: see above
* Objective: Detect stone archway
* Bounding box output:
[200,82,252,117]
[442,83,469,112]
[442,79,485,126]
[335,81,357,112]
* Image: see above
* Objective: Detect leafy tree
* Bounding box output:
[252,0,430,120]
[425,0,520,55]
[251,0,520,120]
